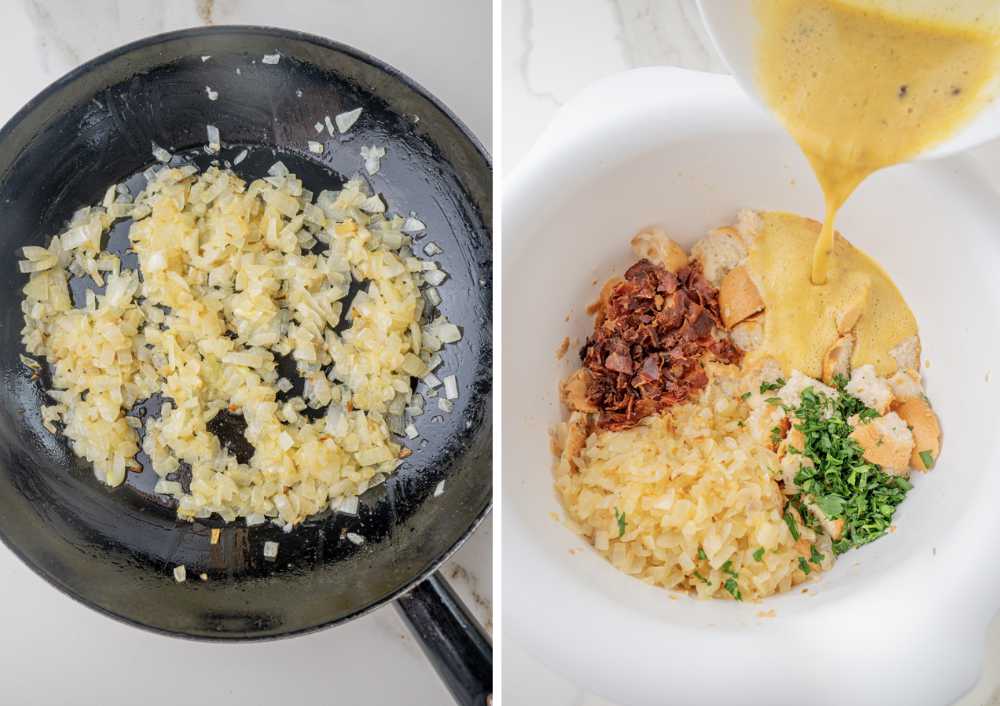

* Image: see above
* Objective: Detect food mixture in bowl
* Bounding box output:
[552,211,941,600]
[19,137,460,529]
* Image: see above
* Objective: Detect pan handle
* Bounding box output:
[394,570,492,706]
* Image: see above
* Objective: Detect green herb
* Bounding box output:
[809,544,824,566]
[753,547,765,562]
[693,571,710,585]
[790,385,911,555]
[697,547,708,561]
[614,507,626,538]
[737,421,745,428]
[770,426,784,445]
[760,378,786,393]
[919,450,935,469]
[721,560,738,578]
[740,391,752,400]
[764,397,783,406]
[813,494,844,518]
[798,557,812,575]
[783,511,800,540]
[723,578,743,601]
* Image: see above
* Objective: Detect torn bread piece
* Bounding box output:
[887,368,923,401]
[778,370,834,410]
[849,412,914,474]
[691,227,748,287]
[588,276,623,326]
[561,369,598,413]
[836,282,869,335]
[890,335,921,372]
[731,314,763,352]
[805,498,845,540]
[845,364,893,414]
[894,397,941,470]
[822,334,854,385]
[557,411,591,476]
[630,228,688,272]
[719,266,764,329]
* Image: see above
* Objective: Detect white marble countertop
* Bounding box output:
[0,2,490,705]
[502,1,1000,704]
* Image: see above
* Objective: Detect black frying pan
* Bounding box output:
[0,26,491,705]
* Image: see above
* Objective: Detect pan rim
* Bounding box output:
[0,23,492,642]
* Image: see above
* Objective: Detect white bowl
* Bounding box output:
[696,0,1000,160]
[502,67,1000,706]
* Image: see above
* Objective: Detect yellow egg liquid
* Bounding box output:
[748,212,917,378]
[745,0,1000,375]
[754,0,1000,284]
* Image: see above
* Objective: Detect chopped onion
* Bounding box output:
[436,323,462,344]
[404,423,419,439]
[335,108,362,133]
[173,565,187,582]
[206,124,220,153]
[424,287,442,307]
[434,480,445,497]
[307,141,324,154]
[262,53,280,64]
[324,115,336,136]
[314,121,324,133]
[151,142,172,163]
[263,541,279,559]
[423,373,442,389]
[423,242,442,256]
[361,145,386,175]
[338,496,359,516]
[438,398,453,413]
[245,513,266,527]
[205,86,218,101]
[345,532,365,545]
[443,375,458,400]
[233,148,248,165]
[424,269,448,286]
[201,55,211,62]
[402,217,426,234]
[360,195,385,213]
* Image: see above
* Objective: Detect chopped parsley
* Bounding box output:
[919,450,935,469]
[613,507,626,538]
[697,547,708,561]
[764,397,783,406]
[760,378,785,393]
[721,560,738,578]
[789,381,912,555]
[783,511,800,540]
[809,544,824,566]
[723,578,743,601]
[740,391,752,401]
[753,547,765,562]
[693,571,710,585]
[798,557,812,575]
[770,426,783,445]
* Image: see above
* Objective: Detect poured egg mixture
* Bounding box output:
[749,0,1000,376]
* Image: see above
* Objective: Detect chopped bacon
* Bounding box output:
[580,259,741,430]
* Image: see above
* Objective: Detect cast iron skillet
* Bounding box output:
[0,26,491,705]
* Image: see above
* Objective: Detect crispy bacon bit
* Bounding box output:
[580,259,741,430]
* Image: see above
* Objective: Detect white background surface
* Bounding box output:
[0,2,491,705]
[502,1,1000,705]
